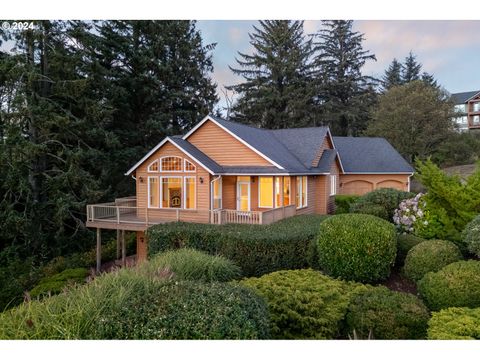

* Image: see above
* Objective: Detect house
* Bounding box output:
[451,90,480,131]
[86,115,413,270]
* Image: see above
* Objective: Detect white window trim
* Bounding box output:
[283,177,291,207]
[184,158,196,173]
[296,176,308,209]
[274,177,282,208]
[183,176,196,210]
[330,175,337,196]
[160,176,183,209]
[258,176,274,209]
[236,180,251,211]
[147,159,159,173]
[211,176,223,210]
[160,156,183,172]
[147,176,159,208]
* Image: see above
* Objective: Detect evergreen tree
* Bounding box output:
[402,52,422,83]
[90,20,218,194]
[228,20,316,129]
[382,58,403,90]
[313,20,378,136]
[421,72,439,89]
[0,21,113,255]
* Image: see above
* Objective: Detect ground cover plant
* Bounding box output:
[428,307,480,340]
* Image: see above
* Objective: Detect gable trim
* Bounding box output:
[465,91,480,102]
[125,137,215,176]
[182,115,285,170]
[326,130,345,173]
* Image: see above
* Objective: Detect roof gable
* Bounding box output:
[451,90,480,104]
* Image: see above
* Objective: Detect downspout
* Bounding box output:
[408,173,413,192]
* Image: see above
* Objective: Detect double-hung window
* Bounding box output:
[330,175,337,196]
[258,177,273,208]
[296,176,307,209]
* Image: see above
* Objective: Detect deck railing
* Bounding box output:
[87,197,297,226]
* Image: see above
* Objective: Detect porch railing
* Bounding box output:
[209,205,297,225]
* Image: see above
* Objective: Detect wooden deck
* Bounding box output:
[85,213,168,231]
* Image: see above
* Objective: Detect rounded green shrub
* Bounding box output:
[396,233,425,267]
[428,307,480,340]
[95,278,270,340]
[138,248,241,282]
[462,215,480,258]
[29,268,89,298]
[350,188,414,222]
[240,269,364,339]
[418,260,480,311]
[403,240,462,282]
[334,195,360,214]
[316,214,397,282]
[344,286,430,339]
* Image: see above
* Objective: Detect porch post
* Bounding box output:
[121,230,126,267]
[96,228,101,274]
[116,229,120,260]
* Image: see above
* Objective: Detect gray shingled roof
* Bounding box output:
[451,90,480,104]
[269,127,329,168]
[315,149,338,173]
[333,137,413,173]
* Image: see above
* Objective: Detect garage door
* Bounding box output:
[376,180,405,191]
[341,180,374,195]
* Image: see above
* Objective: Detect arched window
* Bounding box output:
[147,159,159,172]
[161,156,182,172]
[184,159,196,172]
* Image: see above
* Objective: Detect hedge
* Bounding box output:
[350,188,414,222]
[418,260,480,311]
[0,269,269,339]
[396,233,425,267]
[240,269,364,339]
[29,268,90,298]
[428,307,480,340]
[403,240,462,282]
[136,248,241,282]
[344,286,430,339]
[316,214,397,282]
[334,195,359,214]
[147,215,327,277]
[462,215,480,258]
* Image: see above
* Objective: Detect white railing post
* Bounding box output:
[116,206,120,224]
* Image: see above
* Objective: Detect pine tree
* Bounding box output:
[402,52,422,83]
[421,72,439,89]
[90,20,218,194]
[228,20,316,129]
[313,20,378,136]
[382,58,403,90]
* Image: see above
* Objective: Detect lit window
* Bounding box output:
[161,177,182,208]
[184,159,196,172]
[148,177,159,207]
[283,177,291,206]
[296,176,307,209]
[161,156,182,172]
[330,175,337,196]
[259,177,273,208]
[275,177,282,208]
[184,177,196,209]
[148,160,159,172]
[212,178,222,209]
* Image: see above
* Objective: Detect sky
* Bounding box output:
[197,20,480,112]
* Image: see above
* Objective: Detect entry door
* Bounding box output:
[236,182,251,211]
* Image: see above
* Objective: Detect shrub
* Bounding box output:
[462,215,480,258]
[316,214,397,282]
[29,268,90,298]
[334,195,359,214]
[413,159,480,243]
[137,249,241,282]
[396,233,425,267]
[0,269,269,339]
[350,188,414,222]
[343,286,430,339]
[240,269,363,339]
[428,307,480,340]
[393,193,425,234]
[403,240,462,282]
[147,215,327,277]
[418,260,480,311]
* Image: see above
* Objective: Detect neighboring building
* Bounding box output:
[86,115,413,268]
[451,90,480,131]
